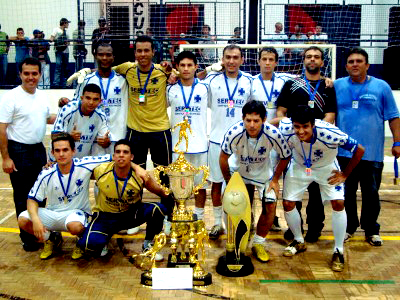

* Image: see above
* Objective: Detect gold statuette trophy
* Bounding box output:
[132,118,212,286]
[216,172,254,277]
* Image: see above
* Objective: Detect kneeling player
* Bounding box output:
[220,100,291,262]
[279,106,364,272]
[75,140,168,261]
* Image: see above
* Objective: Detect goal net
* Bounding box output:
[180,43,337,80]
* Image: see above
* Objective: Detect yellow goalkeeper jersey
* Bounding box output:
[113,62,170,132]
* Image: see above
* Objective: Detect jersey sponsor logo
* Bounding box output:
[217,98,245,106]
[102,98,122,106]
[175,106,201,113]
[57,186,84,204]
[80,134,94,142]
[130,87,160,95]
[240,155,267,163]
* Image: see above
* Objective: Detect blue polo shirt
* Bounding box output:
[334,76,399,162]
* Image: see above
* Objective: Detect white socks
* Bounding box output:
[252,233,266,245]
[194,207,204,221]
[332,209,347,254]
[284,209,304,243]
[213,206,223,226]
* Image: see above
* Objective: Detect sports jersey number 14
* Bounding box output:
[226,108,235,118]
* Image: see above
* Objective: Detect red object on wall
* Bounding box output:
[288,6,317,35]
[166,5,199,38]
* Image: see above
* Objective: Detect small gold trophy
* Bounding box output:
[132,118,212,286]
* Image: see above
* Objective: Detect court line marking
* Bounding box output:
[0,212,15,225]
[259,279,395,284]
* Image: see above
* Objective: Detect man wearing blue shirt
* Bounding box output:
[334,47,400,246]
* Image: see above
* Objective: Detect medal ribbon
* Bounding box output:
[96,70,114,101]
[137,64,154,95]
[258,74,275,103]
[113,168,131,202]
[300,141,313,169]
[224,71,241,101]
[349,77,369,101]
[304,77,321,102]
[57,162,75,202]
[179,79,198,110]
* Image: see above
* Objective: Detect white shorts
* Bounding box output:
[240,178,277,203]
[91,142,117,156]
[19,208,88,232]
[172,152,209,188]
[208,142,224,183]
[283,160,344,202]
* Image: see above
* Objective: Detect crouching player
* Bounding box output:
[75,140,168,261]
[279,106,364,271]
[220,100,291,262]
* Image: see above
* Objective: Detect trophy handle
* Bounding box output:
[153,166,171,195]
[193,165,209,195]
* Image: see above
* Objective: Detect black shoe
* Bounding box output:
[331,249,345,272]
[22,242,41,252]
[305,230,321,243]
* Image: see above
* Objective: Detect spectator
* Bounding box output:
[91,17,110,67]
[289,24,307,64]
[30,30,50,89]
[0,24,10,85]
[266,22,289,61]
[228,27,245,44]
[310,25,328,43]
[198,25,216,65]
[9,28,30,83]
[50,17,71,88]
[146,28,163,63]
[72,20,87,72]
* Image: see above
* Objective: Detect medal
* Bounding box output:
[57,163,74,205]
[352,101,358,109]
[63,196,68,204]
[259,74,275,110]
[228,100,234,108]
[179,79,197,118]
[137,64,154,106]
[97,71,114,107]
[224,72,241,109]
[300,140,313,177]
[139,94,145,105]
[267,102,274,109]
[306,168,312,176]
[305,77,321,109]
[308,100,314,108]
[114,168,131,204]
[350,76,369,109]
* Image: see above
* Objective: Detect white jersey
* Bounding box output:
[203,71,253,144]
[251,72,294,122]
[221,120,292,186]
[28,155,112,213]
[167,79,208,153]
[279,118,358,169]
[73,71,128,142]
[53,101,109,158]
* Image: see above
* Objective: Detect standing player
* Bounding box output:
[167,51,209,222]
[52,84,110,158]
[334,48,400,246]
[279,106,364,271]
[220,100,291,262]
[203,44,253,239]
[17,134,112,259]
[276,46,337,242]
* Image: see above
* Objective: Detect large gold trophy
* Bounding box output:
[131,118,212,286]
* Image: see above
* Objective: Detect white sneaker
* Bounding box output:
[127,227,140,235]
[100,245,108,257]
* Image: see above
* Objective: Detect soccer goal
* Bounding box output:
[180,43,337,80]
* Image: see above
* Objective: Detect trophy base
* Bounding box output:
[167,253,195,268]
[216,254,254,277]
[140,270,212,286]
[141,272,153,286]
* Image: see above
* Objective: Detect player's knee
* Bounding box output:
[18,216,30,230]
[283,200,296,212]
[261,202,276,215]
[331,200,345,211]
[67,222,84,236]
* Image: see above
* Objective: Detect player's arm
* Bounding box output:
[328,144,365,185]
[0,123,17,174]
[144,174,169,198]
[267,157,290,199]
[219,150,232,184]
[323,112,335,124]
[389,117,400,158]
[47,114,57,125]
[27,199,47,242]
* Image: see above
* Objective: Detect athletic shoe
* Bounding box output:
[209,224,224,240]
[270,217,281,232]
[71,246,84,260]
[331,249,345,272]
[127,227,140,235]
[100,245,108,257]
[366,235,383,246]
[22,242,41,252]
[142,245,163,262]
[304,230,321,243]
[251,244,270,262]
[283,240,307,257]
[344,232,353,243]
[39,232,63,260]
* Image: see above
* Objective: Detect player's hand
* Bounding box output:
[66,68,92,86]
[58,97,70,108]
[324,77,334,88]
[205,61,224,73]
[168,69,179,85]
[43,160,56,170]
[328,170,347,185]
[97,130,110,148]
[266,180,280,199]
[161,61,173,73]
[392,145,400,158]
[32,220,47,242]
[132,163,150,183]
[71,124,81,141]
[2,157,17,174]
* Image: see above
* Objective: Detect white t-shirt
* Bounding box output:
[52,101,109,158]
[251,72,294,122]
[73,71,128,142]
[221,120,292,186]
[167,79,208,153]
[0,86,50,144]
[310,33,328,41]
[265,33,288,57]
[52,27,69,54]
[203,71,253,144]
[279,118,358,169]
[28,155,112,213]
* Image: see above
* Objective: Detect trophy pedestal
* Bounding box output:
[167,252,195,268]
[140,271,153,286]
[193,272,212,286]
[216,252,254,277]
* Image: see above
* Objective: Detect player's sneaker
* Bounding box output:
[71,246,84,260]
[331,249,345,272]
[127,227,140,235]
[40,232,63,260]
[344,232,353,243]
[142,245,163,262]
[366,235,383,246]
[209,224,224,240]
[251,244,270,262]
[270,217,281,232]
[100,245,108,257]
[283,240,307,257]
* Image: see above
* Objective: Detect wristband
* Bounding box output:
[393,142,400,147]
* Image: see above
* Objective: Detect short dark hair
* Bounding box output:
[234,27,241,32]
[304,46,324,60]
[82,83,101,95]
[258,47,278,62]
[223,44,243,57]
[94,42,113,55]
[114,139,132,153]
[175,51,197,65]
[203,25,211,31]
[17,27,24,33]
[134,35,154,50]
[52,133,75,151]
[19,57,41,73]
[346,47,369,64]
[242,100,266,120]
[291,105,315,126]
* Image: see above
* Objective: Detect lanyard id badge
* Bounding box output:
[352,100,359,109]
[308,101,314,108]
[139,94,146,105]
